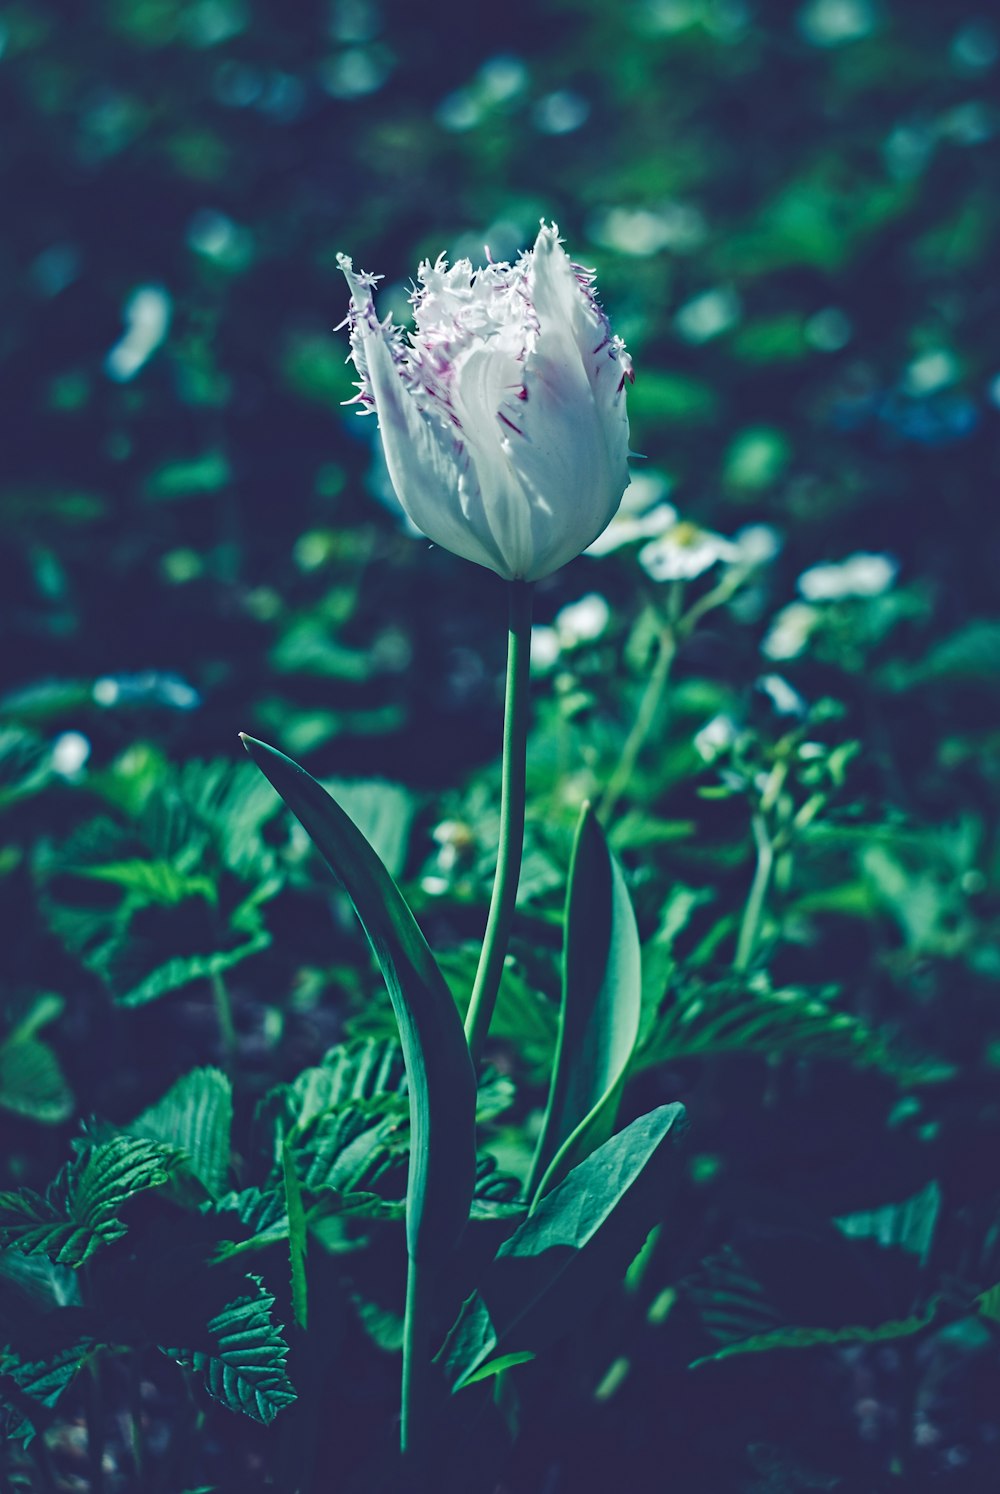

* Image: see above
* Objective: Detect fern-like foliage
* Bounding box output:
[0,1137,180,1266]
[637,973,951,1084]
[164,1274,296,1424]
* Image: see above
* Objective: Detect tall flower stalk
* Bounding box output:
[465,580,534,1063]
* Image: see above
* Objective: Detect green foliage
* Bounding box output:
[440,1104,686,1391]
[0,1137,180,1266]
[38,760,282,1006]
[240,736,477,1266]
[529,803,642,1200]
[0,996,73,1124]
[637,973,949,1083]
[165,1276,296,1425]
[127,1068,233,1199]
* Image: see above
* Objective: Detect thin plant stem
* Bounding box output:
[400,1251,432,1478]
[598,617,676,824]
[28,1436,58,1494]
[465,579,534,1065]
[734,813,774,973]
[210,970,236,1070]
[87,1356,105,1494]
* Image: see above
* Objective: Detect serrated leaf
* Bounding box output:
[439,1103,686,1391]
[164,1275,296,1424]
[128,1069,233,1198]
[528,804,642,1202]
[240,735,476,1265]
[0,1137,179,1266]
[0,1341,91,1444]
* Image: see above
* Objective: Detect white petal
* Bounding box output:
[361,317,513,577]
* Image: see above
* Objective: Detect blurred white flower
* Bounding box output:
[555,592,611,646]
[758,673,808,716]
[338,223,633,581]
[639,519,739,582]
[733,523,783,566]
[105,285,171,382]
[584,472,677,555]
[530,625,561,673]
[51,731,91,777]
[762,601,819,660]
[694,713,738,762]
[797,552,898,601]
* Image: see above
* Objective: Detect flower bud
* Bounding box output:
[337,223,633,582]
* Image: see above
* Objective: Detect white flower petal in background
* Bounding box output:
[530,625,561,673]
[694,713,738,762]
[762,601,819,660]
[555,592,611,646]
[797,551,899,601]
[758,673,808,717]
[639,520,739,582]
[105,284,171,382]
[51,731,91,777]
[733,522,783,566]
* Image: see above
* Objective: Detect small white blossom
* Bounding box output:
[797,552,898,601]
[694,714,738,762]
[555,592,611,646]
[733,523,783,567]
[50,731,91,777]
[530,625,561,673]
[338,223,633,581]
[758,674,808,717]
[639,519,739,582]
[762,601,819,660]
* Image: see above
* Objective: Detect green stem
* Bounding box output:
[598,617,676,823]
[400,1251,432,1477]
[211,970,236,1071]
[465,580,534,1065]
[734,813,774,972]
[87,1356,105,1494]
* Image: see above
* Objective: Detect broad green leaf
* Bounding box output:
[439,1103,686,1390]
[128,1068,233,1199]
[528,804,642,1202]
[691,1299,940,1367]
[0,1137,180,1266]
[240,735,476,1264]
[833,1181,941,1268]
[164,1275,296,1424]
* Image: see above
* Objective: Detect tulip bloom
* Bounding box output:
[337,223,633,582]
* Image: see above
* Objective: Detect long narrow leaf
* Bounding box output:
[239,735,476,1264]
[528,804,642,1203]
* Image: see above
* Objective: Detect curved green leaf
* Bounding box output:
[528,804,642,1204]
[691,1299,941,1367]
[440,1102,686,1391]
[239,734,476,1264]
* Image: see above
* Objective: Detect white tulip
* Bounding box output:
[337,223,633,582]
